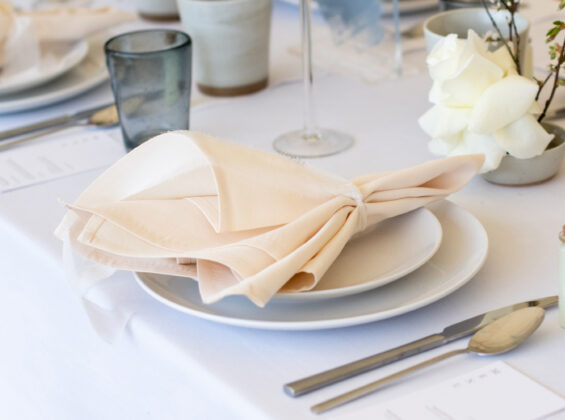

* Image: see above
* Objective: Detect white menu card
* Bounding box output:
[0,130,125,193]
[333,362,565,420]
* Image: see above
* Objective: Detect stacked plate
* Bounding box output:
[0,31,109,114]
[135,200,488,330]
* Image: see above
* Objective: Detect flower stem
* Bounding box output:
[535,72,553,101]
[480,0,521,74]
[538,36,565,123]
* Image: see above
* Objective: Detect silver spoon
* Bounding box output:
[311,306,545,414]
[0,104,119,151]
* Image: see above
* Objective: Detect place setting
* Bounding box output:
[3,0,565,419]
[54,0,489,335]
[52,0,565,413]
[132,199,487,330]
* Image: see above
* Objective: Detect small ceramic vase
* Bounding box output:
[482,123,565,186]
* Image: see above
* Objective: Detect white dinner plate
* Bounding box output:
[0,39,89,96]
[135,200,488,330]
[275,207,442,301]
[0,32,109,114]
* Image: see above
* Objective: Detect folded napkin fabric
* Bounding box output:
[18,6,135,42]
[0,2,134,69]
[56,131,484,307]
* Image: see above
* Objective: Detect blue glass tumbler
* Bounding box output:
[105,30,192,151]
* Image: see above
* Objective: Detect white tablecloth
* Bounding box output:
[2,2,565,419]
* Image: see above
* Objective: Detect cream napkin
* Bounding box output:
[18,6,135,42]
[55,131,484,307]
[0,3,134,41]
[0,2,134,69]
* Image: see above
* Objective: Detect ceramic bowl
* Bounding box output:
[482,123,565,186]
[423,8,531,75]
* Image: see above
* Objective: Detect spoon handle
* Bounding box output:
[311,348,468,414]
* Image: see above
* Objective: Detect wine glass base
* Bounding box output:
[273,128,354,158]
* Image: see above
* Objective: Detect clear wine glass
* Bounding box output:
[273,0,354,158]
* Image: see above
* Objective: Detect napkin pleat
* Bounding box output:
[195,204,352,303]
[212,158,339,233]
[282,207,361,292]
[126,167,218,201]
[57,131,484,307]
[59,212,196,278]
[21,7,135,41]
[74,200,269,254]
[239,196,348,259]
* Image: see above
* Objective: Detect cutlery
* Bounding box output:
[0,102,116,142]
[311,306,545,414]
[284,295,556,397]
[0,104,119,151]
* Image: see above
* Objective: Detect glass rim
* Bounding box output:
[104,29,191,57]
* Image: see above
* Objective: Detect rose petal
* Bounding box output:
[436,53,504,107]
[419,105,471,138]
[461,30,489,61]
[469,75,538,134]
[493,114,554,159]
[429,80,448,104]
[487,45,516,75]
[528,101,542,115]
[451,132,506,173]
[427,34,465,81]
[428,134,462,156]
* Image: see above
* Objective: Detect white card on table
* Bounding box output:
[0,129,125,193]
[333,361,565,420]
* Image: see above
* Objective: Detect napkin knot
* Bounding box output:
[342,182,368,232]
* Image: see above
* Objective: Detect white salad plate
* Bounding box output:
[275,207,442,301]
[0,39,88,96]
[0,32,108,114]
[135,200,488,330]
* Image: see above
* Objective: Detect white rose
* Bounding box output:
[419,30,553,173]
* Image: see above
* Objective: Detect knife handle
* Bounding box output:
[0,102,114,142]
[0,115,76,142]
[284,333,446,397]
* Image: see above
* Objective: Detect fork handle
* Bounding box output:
[311,348,468,414]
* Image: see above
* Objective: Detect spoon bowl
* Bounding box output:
[86,104,119,128]
[468,306,545,355]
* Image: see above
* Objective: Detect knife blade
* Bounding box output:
[284,295,557,397]
[0,102,115,142]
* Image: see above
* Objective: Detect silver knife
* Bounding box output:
[0,102,115,142]
[284,295,557,397]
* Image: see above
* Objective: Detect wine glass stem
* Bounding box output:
[300,0,319,140]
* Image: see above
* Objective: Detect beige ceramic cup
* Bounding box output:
[423,8,531,76]
[177,0,272,96]
[137,0,180,21]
